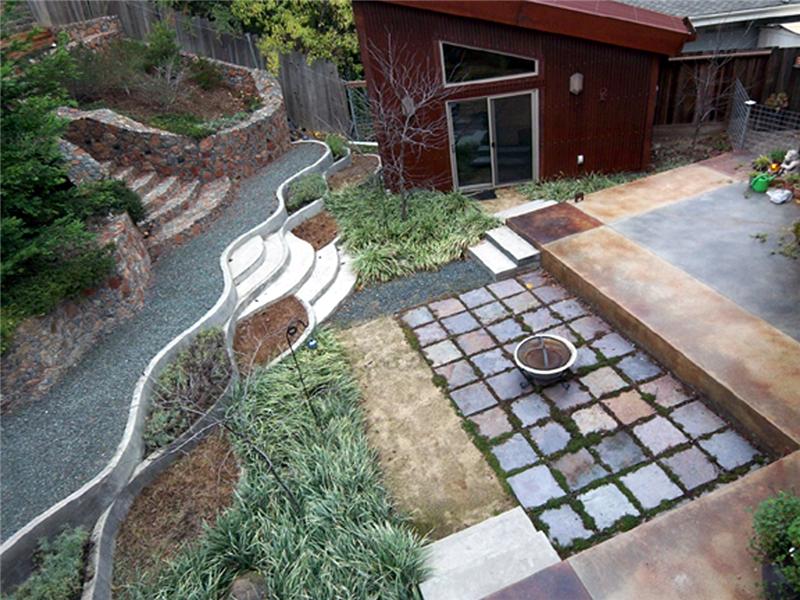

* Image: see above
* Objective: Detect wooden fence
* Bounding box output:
[654,47,800,126]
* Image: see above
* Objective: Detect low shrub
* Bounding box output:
[751,491,800,592]
[67,39,146,102]
[769,148,789,164]
[326,182,498,284]
[287,173,327,212]
[144,328,231,454]
[518,171,643,202]
[70,179,145,223]
[8,527,89,600]
[753,155,773,172]
[123,329,427,599]
[143,22,181,73]
[325,133,347,161]
[149,113,214,140]
[188,57,223,91]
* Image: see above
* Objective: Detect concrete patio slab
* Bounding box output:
[568,452,800,600]
[578,163,734,223]
[543,226,800,455]
[613,183,800,340]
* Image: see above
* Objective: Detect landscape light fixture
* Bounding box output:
[285,318,322,428]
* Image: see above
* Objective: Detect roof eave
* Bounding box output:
[690,4,800,28]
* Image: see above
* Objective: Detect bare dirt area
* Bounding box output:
[233,295,307,373]
[328,154,380,191]
[338,317,514,540]
[112,431,238,593]
[291,210,338,250]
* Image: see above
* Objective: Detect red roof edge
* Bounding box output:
[377,0,695,56]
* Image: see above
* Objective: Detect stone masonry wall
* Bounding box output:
[57,15,122,50]
[1,213,152,413]
[59,139,109,185]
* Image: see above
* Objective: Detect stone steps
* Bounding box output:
[141,180,200,233]
[129,171,159,196]
[419,507,560,600]
[142,176,181,212]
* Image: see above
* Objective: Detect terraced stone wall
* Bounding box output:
[57,15,122,50]
[1,213,151,412]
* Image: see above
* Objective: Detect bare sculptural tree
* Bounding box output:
[367,32,449,218]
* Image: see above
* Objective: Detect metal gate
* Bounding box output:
[728,79,800,153]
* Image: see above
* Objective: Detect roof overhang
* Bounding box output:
[379,0,695,56]
[691,4,800,27]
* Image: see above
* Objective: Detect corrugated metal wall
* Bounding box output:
[354,1,659,189]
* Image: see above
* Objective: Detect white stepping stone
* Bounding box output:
[485,225,540,265]
[495,199,558,221]
[419,507,560,600]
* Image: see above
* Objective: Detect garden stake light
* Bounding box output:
[286,318,322,429]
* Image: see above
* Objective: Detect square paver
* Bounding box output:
[402,306,434,328]
[571,404,618,435]
[550,299,588,321]
[511,394,551,426]
[529,421,571,455]
[429,298,466,318]
[503,292,540,314]
[489,278,526,298]
[542,382,593,411]
[640,374,692,408]
[541,325,581,346]
[569,316,611,341]
[633,416,689,455]
[473,301,509,325]
[616,353,662,382]
[521,308,561,332]
[423,340,461,367]
[487,369,530,401]
[591,333,635,358]
[435,360,478,390]
[459,287,494,308]
[621,463,683,510]
[580,367,628,398]
[450,382,496,416]
[540,505,593,547]
[578,484,639,530]
[670,401,726,438]
[518,270,550,288]
[441,312,480,335]
[508,465,566,508]
[470,348,514,377]
[534,284,570,304]
[572,346,601,370]
[492,433,539,472]
[415,322,448,346]
[699,430,759,470]
[553,448,609,491]
[602,391,655,425]
[455,329,496,356]
[470,407,513,439]
[661,446,719,490]
[488,318,526,343]
[593,431,646,472]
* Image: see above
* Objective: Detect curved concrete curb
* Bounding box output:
[0,140,331,593]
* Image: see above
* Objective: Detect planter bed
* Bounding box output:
[233,295,308,373]
[327,154,380,192]
[291,210,338,251]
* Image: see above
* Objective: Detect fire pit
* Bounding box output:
[514,334,577,386]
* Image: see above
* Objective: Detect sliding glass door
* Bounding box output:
[447,90,538,190]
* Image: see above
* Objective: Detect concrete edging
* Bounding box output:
[0,140,331,593]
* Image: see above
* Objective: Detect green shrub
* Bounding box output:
[325,133,347,161]
[751,491,800,591]
[149,113,214,139]
[144,328,230,454]
[287,173,327,212]
[753,155,773,172]
[518,171,643,202]
[8,527,89,600]
[124,329,427,598]
[188,57,223,90]
[67,39,146,102]
[769,148,788,164]
[143,22,180,72]
[70,179,146,223]
[326,182,498,284]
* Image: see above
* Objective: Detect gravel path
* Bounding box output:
[331,258,494,328]
[0,144,324,540]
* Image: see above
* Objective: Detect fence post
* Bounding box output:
[741,100,756,149]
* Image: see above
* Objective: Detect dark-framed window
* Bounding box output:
[440,42,538,86]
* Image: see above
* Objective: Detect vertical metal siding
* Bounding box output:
[355,1,659,190]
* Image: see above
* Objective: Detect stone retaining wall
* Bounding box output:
[59,139,109,185]
[0,213,151,413]
[60,57,291,182]
[57,16,122,50]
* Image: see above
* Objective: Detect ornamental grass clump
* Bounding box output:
[121,329,427,599]
[518,171,643,202]
[326,182,498,284]
[287,173,327,212]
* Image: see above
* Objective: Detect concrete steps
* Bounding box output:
[419,507,560,600]
[296,241,340,305]
[312,251,357,323]
[229,236,267,285]
[236,232,287,299]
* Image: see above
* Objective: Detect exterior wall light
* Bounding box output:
[570,72,584,96]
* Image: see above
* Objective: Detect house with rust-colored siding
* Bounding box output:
[353,0,694,192]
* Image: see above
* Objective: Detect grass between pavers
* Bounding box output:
[119,328,427,599]
[327,182,498,285]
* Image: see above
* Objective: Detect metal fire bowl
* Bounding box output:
[513,334,577,386]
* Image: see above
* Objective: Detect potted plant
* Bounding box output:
[751,491,800,600]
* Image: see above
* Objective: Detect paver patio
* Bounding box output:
[401,271,770,552]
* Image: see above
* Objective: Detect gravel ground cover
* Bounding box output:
[0,143,324,539]
[330,258,493,328]
[400,269,772,555]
